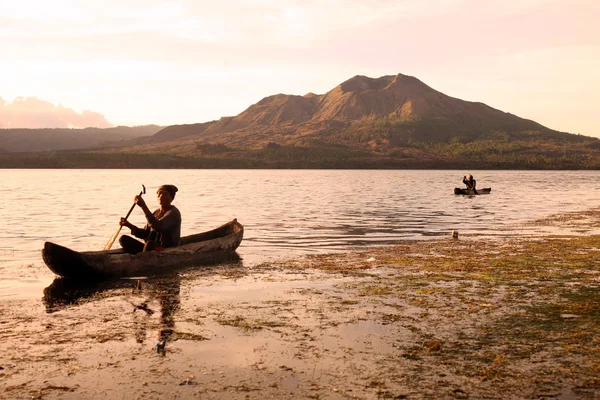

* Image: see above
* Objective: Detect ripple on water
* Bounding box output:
[2,169,600,288]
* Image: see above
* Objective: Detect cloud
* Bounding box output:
[0,96,112,128]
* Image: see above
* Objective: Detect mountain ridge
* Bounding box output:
[0,125,163,153]
[3,73,599,169]
[134,72,565,152]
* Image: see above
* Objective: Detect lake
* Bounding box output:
[1,169,599,298]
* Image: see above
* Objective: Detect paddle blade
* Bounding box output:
[104,225,123,251]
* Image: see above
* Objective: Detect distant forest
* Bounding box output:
[2,135,600,169]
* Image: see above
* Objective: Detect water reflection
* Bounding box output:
[42,275,182,345]
[148,275,180,344]
[42,253,245,345]
[42,277,134,313]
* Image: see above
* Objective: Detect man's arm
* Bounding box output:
[132,225,151,240]
[120,218,150,240]
[144,208,180,233]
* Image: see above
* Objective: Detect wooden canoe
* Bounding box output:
[42,219,244,279]
[454,187,491,195]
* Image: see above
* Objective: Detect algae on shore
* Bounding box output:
[1,211,600,399]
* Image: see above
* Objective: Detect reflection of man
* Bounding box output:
[155,277,181,343]
[130,276,181,345]
[43,275,182,346]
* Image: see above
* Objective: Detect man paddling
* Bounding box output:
[119,184,182,253]
[462,174,478,194]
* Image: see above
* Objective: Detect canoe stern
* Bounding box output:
[42,242,104,279]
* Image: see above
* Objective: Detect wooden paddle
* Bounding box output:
[104,184,146,251]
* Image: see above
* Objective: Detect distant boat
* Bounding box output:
[454,188,491,195]
[42,219,243,279]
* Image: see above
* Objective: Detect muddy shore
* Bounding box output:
[1,211,600,399]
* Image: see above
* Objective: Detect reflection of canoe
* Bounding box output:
[42,219,244,279]
[454,188,491,195]
[43,253,243,313]
[43,277,140,313]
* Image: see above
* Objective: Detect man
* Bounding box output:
[462,175,477,194]
[119,184,181,253]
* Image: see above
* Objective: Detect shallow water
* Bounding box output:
[2,242,594,399]
[1,169,600,298]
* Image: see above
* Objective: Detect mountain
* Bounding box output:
[131,73,575,153]
[3,73,598,169]
[0,125,163,152]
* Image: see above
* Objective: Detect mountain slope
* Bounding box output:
[5,73,599,169]
[132,73,573,153]
[0,125,163,152]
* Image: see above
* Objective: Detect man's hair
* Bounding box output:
[158,184,178,199]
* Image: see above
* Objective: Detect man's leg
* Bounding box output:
[119,235,145,254]
[143,241,163,252]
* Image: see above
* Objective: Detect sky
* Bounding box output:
[0,0,599,136]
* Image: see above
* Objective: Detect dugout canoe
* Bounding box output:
[454,188,492,195]
[42,219,244,279]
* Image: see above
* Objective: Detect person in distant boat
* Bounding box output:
[119,184,182,254]
[463,174,477,193]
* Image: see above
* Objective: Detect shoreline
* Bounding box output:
[1,211,600,398]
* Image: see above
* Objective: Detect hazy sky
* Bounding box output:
[1,0,598,135]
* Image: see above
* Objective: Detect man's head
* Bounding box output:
[157,184,178,207]
[157,184,178,199]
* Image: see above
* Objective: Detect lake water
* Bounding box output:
[2,169,599,298]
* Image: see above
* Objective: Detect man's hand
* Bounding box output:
[120,217,135,230]
[134,195,146,208]
[134,195,151,214]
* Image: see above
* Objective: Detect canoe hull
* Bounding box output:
[42,219,244,279]
[454,187,491,195]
